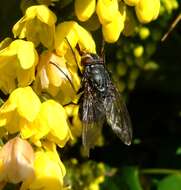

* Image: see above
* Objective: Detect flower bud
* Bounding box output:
[102,11,125,43]
[133,45,144,57]
[0,137,35,184]
[96,0,119,25]
[135,0,160,23]
[75,0,96,21]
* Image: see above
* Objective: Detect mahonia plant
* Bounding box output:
[0,0,161,189]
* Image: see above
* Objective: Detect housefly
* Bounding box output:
[79,51,132,155]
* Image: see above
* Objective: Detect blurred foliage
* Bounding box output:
[0,0,181,190]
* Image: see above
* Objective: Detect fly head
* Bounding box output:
[81,53,103,65]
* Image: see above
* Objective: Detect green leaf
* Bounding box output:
[121,166,143,190]
[158,174,181,190]
[101,167,143,190]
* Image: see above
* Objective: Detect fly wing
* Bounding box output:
[79,80,105,156]
[104,78,132,145]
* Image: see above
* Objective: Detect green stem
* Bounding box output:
[140,168,181,175]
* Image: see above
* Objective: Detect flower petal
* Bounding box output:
[96,0,119,24]
[74,23,96,53]
[102,11,125,43]
[9,87,41,122]
[41,100,71,147]
[75,0,96,21]
[17,40,38,69]
[0,137,34,184]
[21,150,65,190]
[55,21,78,56]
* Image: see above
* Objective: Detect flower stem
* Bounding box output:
[140,168,181,175]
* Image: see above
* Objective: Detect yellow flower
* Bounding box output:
[55,22,78,56]
[29,100,72,148]
[0,87,41,134]
[96,0,119,25]
[75,0,96,22]
[96,0,127,43]
[75,23,96,53]
[33,51,80,105]
[0,86,71,147]
[89,183,99,190]
[152,0,160,20]
[46,100,72,148]
[0,137,34,184]
[13,5,57,49]
[0,40,38,94]
[55,21,96,56]
[102,11,125,43]
[135,0,160,23]
[21,149,66,190]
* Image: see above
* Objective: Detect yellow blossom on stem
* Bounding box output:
[13,5,57,49]
[21,149,66,190]
[75,0,96,22]
[75,23,96,53]
[0,87,41,134]
[135,0,160,23]
[89,182,99,190]
[55,22,78,56]
[45,100,72,147]
[102,11,125,43]
[29,100,72,148]
[0,137,35,184]
[33,51,80,105]
[55,21,96,56]
[0,40,38,94]
[96,0,119,25]
[64,47,82,72]
[0,86,71,147]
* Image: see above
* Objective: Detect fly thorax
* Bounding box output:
[86,64,107,92]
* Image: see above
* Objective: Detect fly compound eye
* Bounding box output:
[81,54,95,65]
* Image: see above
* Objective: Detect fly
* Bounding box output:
[49,39,132,156]
[78,51,132,156]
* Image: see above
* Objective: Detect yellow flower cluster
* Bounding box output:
[75,0,160,42]
[0,1,161,189]
[0,40,38,94]
[0,87,70,189]
[0,4,96,190]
